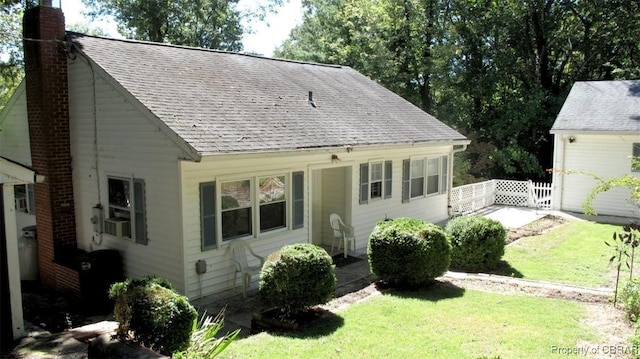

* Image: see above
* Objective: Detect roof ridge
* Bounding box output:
[65,31,342,69]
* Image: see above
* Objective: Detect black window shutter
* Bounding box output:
[359,163,369,204]
[402,159,410,203]
[292,172,304,229]
[384,160,392,199]
[133,179,148,245]
[200,182,216,250]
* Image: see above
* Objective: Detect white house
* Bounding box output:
[0,5,468,302]
[551,80,640,218]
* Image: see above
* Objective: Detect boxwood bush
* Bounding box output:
[368,217,451,286]
[445,215,506,272]
[259,243,336,314]
[109,276,197,356]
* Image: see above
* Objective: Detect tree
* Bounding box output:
[82,0,284,51]
[276,0,640,182]
[276,0,445,112]
[0,1,27,110]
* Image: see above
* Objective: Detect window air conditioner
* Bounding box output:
[104,218,131,238]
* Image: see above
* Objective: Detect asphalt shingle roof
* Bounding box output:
[551,80,640,133]
[68,33,466,155]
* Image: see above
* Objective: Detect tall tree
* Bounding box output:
[82,0,284,51]
[276,0,445,112]
[277,0,640,182]
[0,1,28,110]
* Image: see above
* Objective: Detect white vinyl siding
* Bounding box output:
[0,83,31,165]
[558,134,640,217]
[181,146,454,299]
[68,58,186,292]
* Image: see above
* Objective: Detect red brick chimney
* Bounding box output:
[23,3,80,294]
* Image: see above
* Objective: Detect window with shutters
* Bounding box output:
[360,161,392,204]
[402,155,449,202]
[199,171,304,251]
[106,176,147,244]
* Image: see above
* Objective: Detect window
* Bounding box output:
[633,143,640,172]
[106,177,147,244]
[200,172,305,251]
[411,159,425,198]
[221,179,252,241]
[14,184,34,214]
[426,158,440,195]
[259,176,286,232]
[370,162,383,199]
[359,161,392,204]
[402,156,449,202]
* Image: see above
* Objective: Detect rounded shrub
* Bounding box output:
[367,217,451,286]
[109,276,197,356]
[445,215,506,272]
[259,243,336,314]
[621,279,640,322]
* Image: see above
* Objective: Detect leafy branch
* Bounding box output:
[606,223,640,306]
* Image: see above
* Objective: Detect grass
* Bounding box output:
[498,220,628,288]
[221,283,598,358]
[219,219,628,358]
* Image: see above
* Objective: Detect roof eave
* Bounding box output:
[198,138,471,157]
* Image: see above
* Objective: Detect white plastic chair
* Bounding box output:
[330,213,356,258]
[228,239,265,298]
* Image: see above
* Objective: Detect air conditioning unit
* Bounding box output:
[104,218,131,238]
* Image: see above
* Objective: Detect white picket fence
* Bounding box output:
[450,179,552,215]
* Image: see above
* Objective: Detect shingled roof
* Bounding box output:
[551,80,640,133]
[67,33,466,156]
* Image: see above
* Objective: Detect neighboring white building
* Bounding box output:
[1,6,469,301]
[551,80,640,219]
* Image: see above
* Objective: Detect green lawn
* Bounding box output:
[221,219,629,358]
[498,220,627,288]
[221,283,598,358]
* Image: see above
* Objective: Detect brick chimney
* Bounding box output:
[23,3,80,294]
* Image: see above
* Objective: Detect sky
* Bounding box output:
[59,0,303,57]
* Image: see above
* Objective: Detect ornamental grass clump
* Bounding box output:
[368,217,451,286]
[445,215,506,272]
[259,243,336,315]
[109,276,197,356]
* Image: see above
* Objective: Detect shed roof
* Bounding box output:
[67,33,466,156]
[551,80,640,133]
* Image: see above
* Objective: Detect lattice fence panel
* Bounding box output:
[450,180,496,214]
[495,180,529,207]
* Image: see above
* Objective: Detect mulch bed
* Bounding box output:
[332,254,363,268]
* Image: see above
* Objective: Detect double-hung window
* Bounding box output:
[403,155,449,202]
[259,175,286,232]
[200,171,304,251]
[359,161,392,204]
[106,177,147,244]
[221,179,253,241]
[14,184,35,214]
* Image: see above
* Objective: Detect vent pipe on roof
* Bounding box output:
[308,91,316,108]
